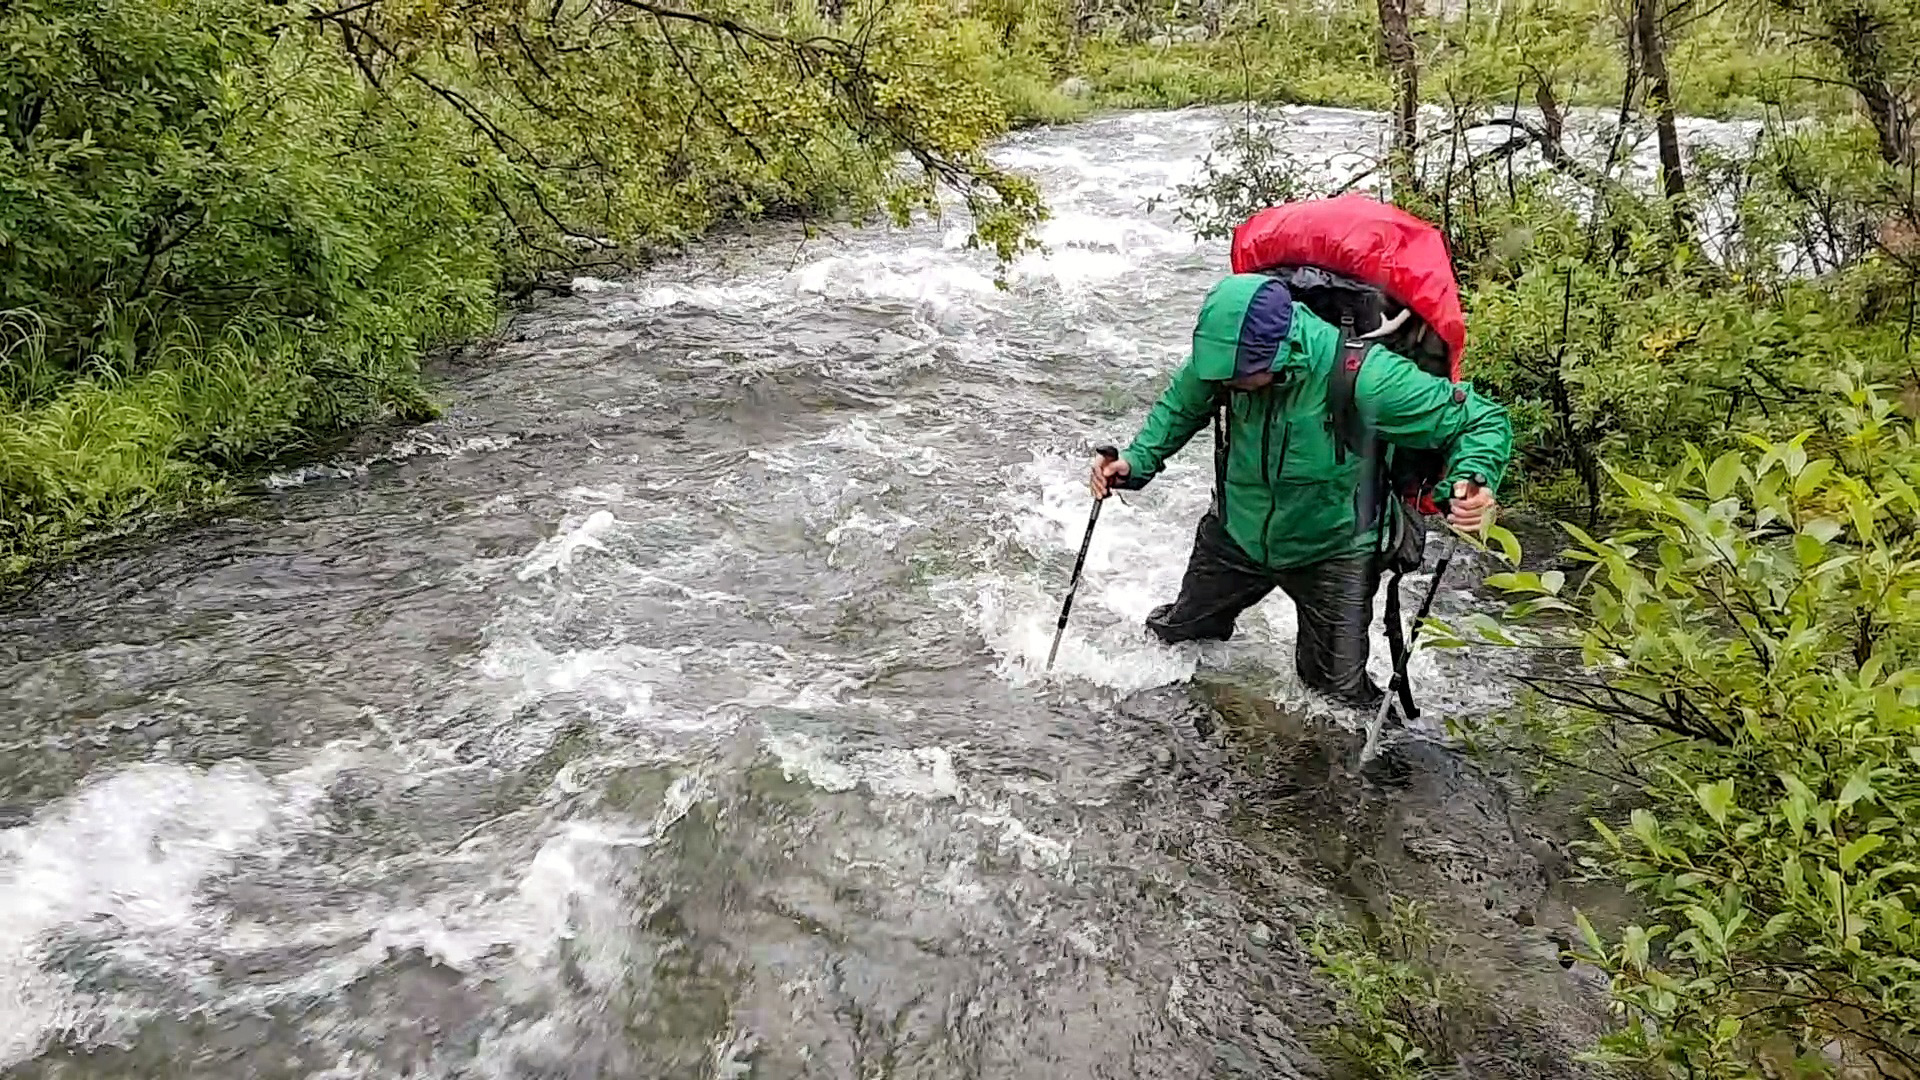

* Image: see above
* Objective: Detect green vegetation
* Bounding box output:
[0,0,1886,579]
[6,0,1919,1070]
[973,0,1842,128]
[1486,404,1920,1077]
[1308,898,1476,1079]
[1153,0,1920,1073]
[0,0,1040,578]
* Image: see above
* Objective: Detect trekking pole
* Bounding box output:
[1359,476,1484,764]
[1045,446,1121,673]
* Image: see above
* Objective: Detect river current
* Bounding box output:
[0,105,1749,1078]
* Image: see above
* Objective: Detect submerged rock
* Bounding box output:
[1160,680,1617,1079]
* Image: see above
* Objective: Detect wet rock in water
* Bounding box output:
[1182,681,1614,1079]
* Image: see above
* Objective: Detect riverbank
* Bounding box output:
[0,0,1854,587]
[0,0,1019,585]
[988,7,1835,129]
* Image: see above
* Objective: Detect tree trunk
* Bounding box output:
[1632,0,1688,229]
[1377,0,1419,195]
[1762,0,1916,167]
[1828,4,1916,166]
[1628,0,1689,238]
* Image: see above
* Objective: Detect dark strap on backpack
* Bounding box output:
[1337,316,1423,721]
[1375,460,1421,722]
[1210,389,1230,515]
[1327,314,1374,468]
[1380,563,1421,721]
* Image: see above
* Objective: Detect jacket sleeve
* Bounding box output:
[1354,346,1513,497]
[1118,358,1218,485]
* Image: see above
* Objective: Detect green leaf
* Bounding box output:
[1591,817,1623,852]
[1630,809,1663,855]
[1705,450,1742,500]
[1685,904,1724,950]
[1868,861,1920,889]
[1812,554,1858,579]
[1484,524,1522,565]
[1875,686,1905,728]
[1840,834,1887,872]
[1693,778,1734,826]
[1779,772,1815,832]
[1507,597,1577,617]
[1803,518,1844,543]
[1622,923,1659,971]
[1849,493,1879,544]
[1575,911,1605,958]
[1779,773,1816,802]
[1792,458,1834,498]
[1485,571,1542,593]
[1620,914,1651,968]
[1784,438,1807,477]
[1794,532,1824,568]
[1540,569,1565,594]
[1861,652,1887,686]
[1466,612,1517,646]
[1839,767,1874,812]
[1782,856,1805,897]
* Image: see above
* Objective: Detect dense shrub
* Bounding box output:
[1443,384,1920,1077]
[0,0,1043,575]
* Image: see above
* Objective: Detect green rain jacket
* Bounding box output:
[1119,273,1513,571]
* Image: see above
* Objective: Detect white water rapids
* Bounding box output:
[0,105,1752,1078]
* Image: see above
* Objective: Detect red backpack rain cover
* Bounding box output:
[1228,194,1466,380]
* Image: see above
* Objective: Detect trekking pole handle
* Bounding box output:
[1092,444,1147,494]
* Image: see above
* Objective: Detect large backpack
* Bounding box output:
[1227,195,1468,533]
[1226,195,1469,721]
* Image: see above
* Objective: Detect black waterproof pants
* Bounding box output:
[1147,511,1384,707]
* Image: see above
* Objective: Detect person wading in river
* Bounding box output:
[1089,269,1512,707]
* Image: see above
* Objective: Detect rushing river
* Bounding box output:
[0,106,1746,1078]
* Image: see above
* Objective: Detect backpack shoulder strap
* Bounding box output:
[1210,386,1230,514]
[1326,315,1375,466]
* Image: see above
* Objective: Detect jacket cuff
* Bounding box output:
[1441,466,1500,500]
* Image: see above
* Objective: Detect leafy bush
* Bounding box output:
[1445,380,1920,1077]
[1145,112,1312,239]
[1308,898,1472,1079]
[0,0,1048,576]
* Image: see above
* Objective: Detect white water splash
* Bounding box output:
[515,509,619,580]
[0,756,345,1067]
[763,733,963,802]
